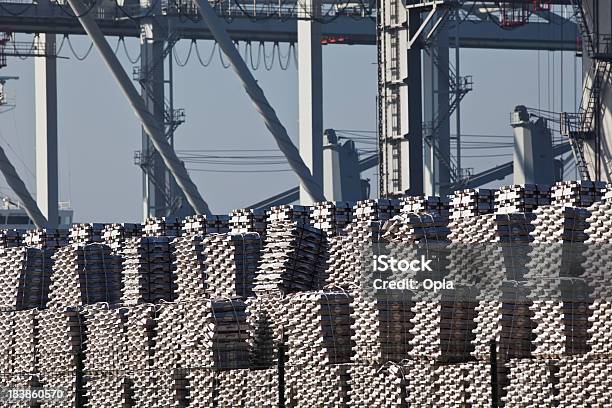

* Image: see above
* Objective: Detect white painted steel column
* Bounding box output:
[35,33,59,227]
[298,0,323,205]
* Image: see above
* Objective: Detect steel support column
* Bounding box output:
[423,23,451,196]
[298,0,324,205]
[192,0,326,202]
[379,0,423,196]
[66,0,211,215]
[35,33,59,227]
[139,2,169,219]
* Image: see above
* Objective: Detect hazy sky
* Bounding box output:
[0,28,582,223]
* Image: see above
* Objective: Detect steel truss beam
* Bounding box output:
[66,0,212,215]
[192,0,326,202]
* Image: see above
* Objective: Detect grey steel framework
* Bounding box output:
[0,0,591,217]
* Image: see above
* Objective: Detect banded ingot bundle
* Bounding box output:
[48,244,122,308]
[0,246,53,310]
[310,201,353,236]
[229,208,267,238]
[143,217,182,238]
[399,195,450,218]
[23,228,68,250]
[68,223,106,245]
[353,199,399,222]
[122,237,176,305]
[450,188,494,220]
[203,232,261,298]
[494,184,551,214]
[551,180,607,207]
[101,223,142,253]
[266,204,310,224]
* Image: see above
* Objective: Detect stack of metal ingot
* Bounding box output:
[494,184,551,214]
[203,232,262,298]
[450,188,494,220]
[253,221,326,293]
[0,246,53,310]
[526,206,591,357]
[101,223,142,253]
[124,304,156,408]
[48,244,122,308]
[182,299,250,406]
[502,359,559,406]
[122,237,176,304]
[310,201,353,236]
[37,307,86,407]
[556,355,612,406]
[68,223,106,244]
[266,204,311,224]
[347,363,407,408]
[583,198,612,359]
[0,229,22,247]
[23,228,68,250]
[143,217,182,237]
[551,180,607,207]
[206,214,231,234]
[181,215,208,236]
[82,304,131,408]
[353,199,399,223]
[171,234,208,302]
[1,309,38,388]
[229,208,267,238]
[399,195,450,218]
[284,291,353,407]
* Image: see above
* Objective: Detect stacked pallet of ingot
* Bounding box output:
[48,244,122,308]
[582,198,612,358]
[182,299,250,406]
[502,359,559,407]
[450,189,494,220]
[353,199,399,223]
[171,234,208,302]
[124,304,156,408]
[181,215,208,235]
[68,223,106,244]
[526,206,591,357]
[152,303,187,408]
[203,232,262,298]
[0,246,53,310]
[556,355,612,407]
[551,180,607,207]
[37,307,86,407]
[494,184,551,214]
[284,291,353,407]
[253,221,325,294]
[206,214,230,234]
[379,213,451,362]
[101,223,142,253]
[122,237,176,304]
[399,195,450,218]
[266,204,311,225]
[82,304,131,408]
[23,228,68,250]
[143,217,182,238]
[404,360,477,407]
[229,208,267,238]
[310,201,353,236]
[0,229,22,247]
[347,363,406,408]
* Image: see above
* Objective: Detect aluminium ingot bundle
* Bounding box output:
[68,223,107,245]
[171,234,208,302]
[353,198,399,222]
[0,228,22,248]
[399,195,450,218]
[182,214,231,236]
[203,232,262,298]
[101,223,142,253]
[310,201,353,236]
[550,180,607,207]
[48,244,122,308]
[266,204,311,224]
[254,221,326,294]
[229,208,267,239]
[502,359,559,407]
[0,246,53,311]
[494,184,551,214]
[23,228,69,250]
[347,363,406,408]
[450,188,494,220]
[143,217,182,238]
[285,364,350,408]
[121,237,176,305]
